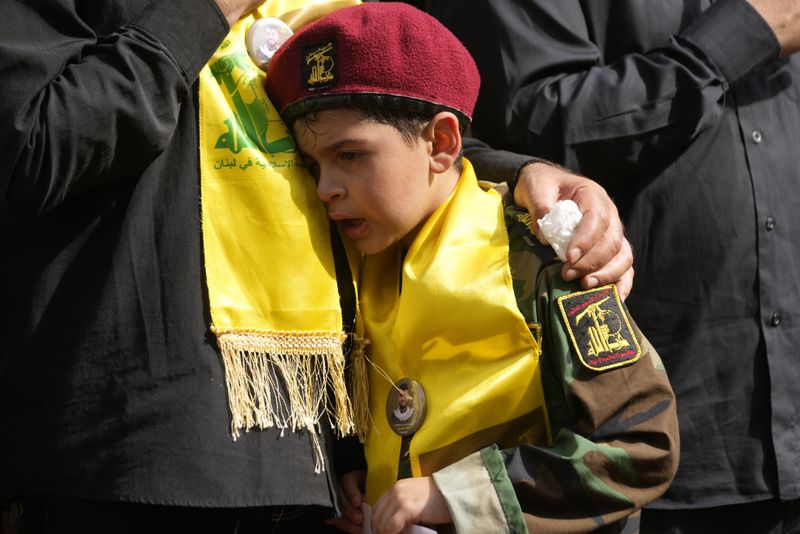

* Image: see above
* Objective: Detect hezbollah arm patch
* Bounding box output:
[557,285,641,371]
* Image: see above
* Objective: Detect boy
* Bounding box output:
[265,4,679,533]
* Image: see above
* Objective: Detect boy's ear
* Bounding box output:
[427,112,462,174]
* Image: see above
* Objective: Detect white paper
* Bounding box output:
[536,199,583,262]
[361,503,438,534]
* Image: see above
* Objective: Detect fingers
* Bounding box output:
[371,493,416,534]
[337,501,363,531]
[513,162,561,244]
[562,211,627,284]
[341,470,365,509]
[616,265,635,301]
[514,164,560,218]
[565,237,634,296]
[214,0,263,26]
[371,480,423,534]
[564,184,616,264]
[559,180,632,288]
[370,493,399,534]
[370,478,451,534]
[339,470,366,526]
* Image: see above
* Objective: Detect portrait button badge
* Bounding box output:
[386,378,426,436]
[246,17,294,70]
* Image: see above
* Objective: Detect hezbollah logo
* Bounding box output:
[302,40,337,90]
[209,45,295,155]
[557,285,641,371]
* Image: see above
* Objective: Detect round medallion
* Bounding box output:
[246,17,294,70]
[385,378,426,436]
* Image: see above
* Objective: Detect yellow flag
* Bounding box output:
[198,0,359,472]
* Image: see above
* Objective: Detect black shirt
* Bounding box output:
[0,0,339,509]
[429,0,800,509]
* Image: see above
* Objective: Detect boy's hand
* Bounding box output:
[214,0,264,27]
[514,161,634,299]
[370,477,451,534]
[327,470,366,534]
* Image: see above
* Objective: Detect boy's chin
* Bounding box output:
[358,243,393,255]
[355,238,399,256]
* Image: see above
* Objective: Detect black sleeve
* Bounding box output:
[462,137,544,189]
[432,0,779,184]
[0,0,229,221]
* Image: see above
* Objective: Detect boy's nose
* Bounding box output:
[316,174,346,202]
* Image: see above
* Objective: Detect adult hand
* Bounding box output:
[514,161,634,299]
[748,0,800,56]
[326,470,366,534]
[215,0,264,27]
[370,477,451,534]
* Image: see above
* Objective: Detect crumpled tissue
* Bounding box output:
[537,200,583,262]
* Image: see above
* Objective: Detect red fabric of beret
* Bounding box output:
[265,2,480,127]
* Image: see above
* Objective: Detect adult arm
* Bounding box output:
[0,0,261,221]
[434,274,679,532]
[747,0,800,56]
[438,0,780,184]
[465,138,634,298]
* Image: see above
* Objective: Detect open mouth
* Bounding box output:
[335,217,368,240]
[338,218,365,227]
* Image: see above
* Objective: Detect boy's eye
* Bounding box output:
[339,152,361,162]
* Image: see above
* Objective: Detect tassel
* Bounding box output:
[348,335,371,443]
[327,343,356,438]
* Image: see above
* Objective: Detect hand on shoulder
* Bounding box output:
[515,161,634,299]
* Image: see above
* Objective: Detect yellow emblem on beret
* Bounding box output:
[303,40,337,90]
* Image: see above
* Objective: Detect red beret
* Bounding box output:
[265,2,480,127]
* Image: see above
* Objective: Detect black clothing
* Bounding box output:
[641,499,800,534]
[428,0,800,510]
[0,0,338,509]
[12,495,340,534]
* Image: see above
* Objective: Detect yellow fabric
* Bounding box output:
[198,0,359,471]
[361,160,550,502]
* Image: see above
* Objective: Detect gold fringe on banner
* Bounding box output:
[215,329,352,472]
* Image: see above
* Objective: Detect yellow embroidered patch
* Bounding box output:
[557,285,641,371]
[303,40,337,90]
[511,210,538,240]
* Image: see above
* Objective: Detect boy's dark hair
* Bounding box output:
[295,106,465,173]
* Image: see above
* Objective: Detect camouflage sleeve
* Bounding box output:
[518,266,678,532]
[434,266,679,534]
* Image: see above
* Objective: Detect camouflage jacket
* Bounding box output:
[432,197,679,533]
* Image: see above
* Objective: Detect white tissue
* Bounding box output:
[537,200,583,262]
